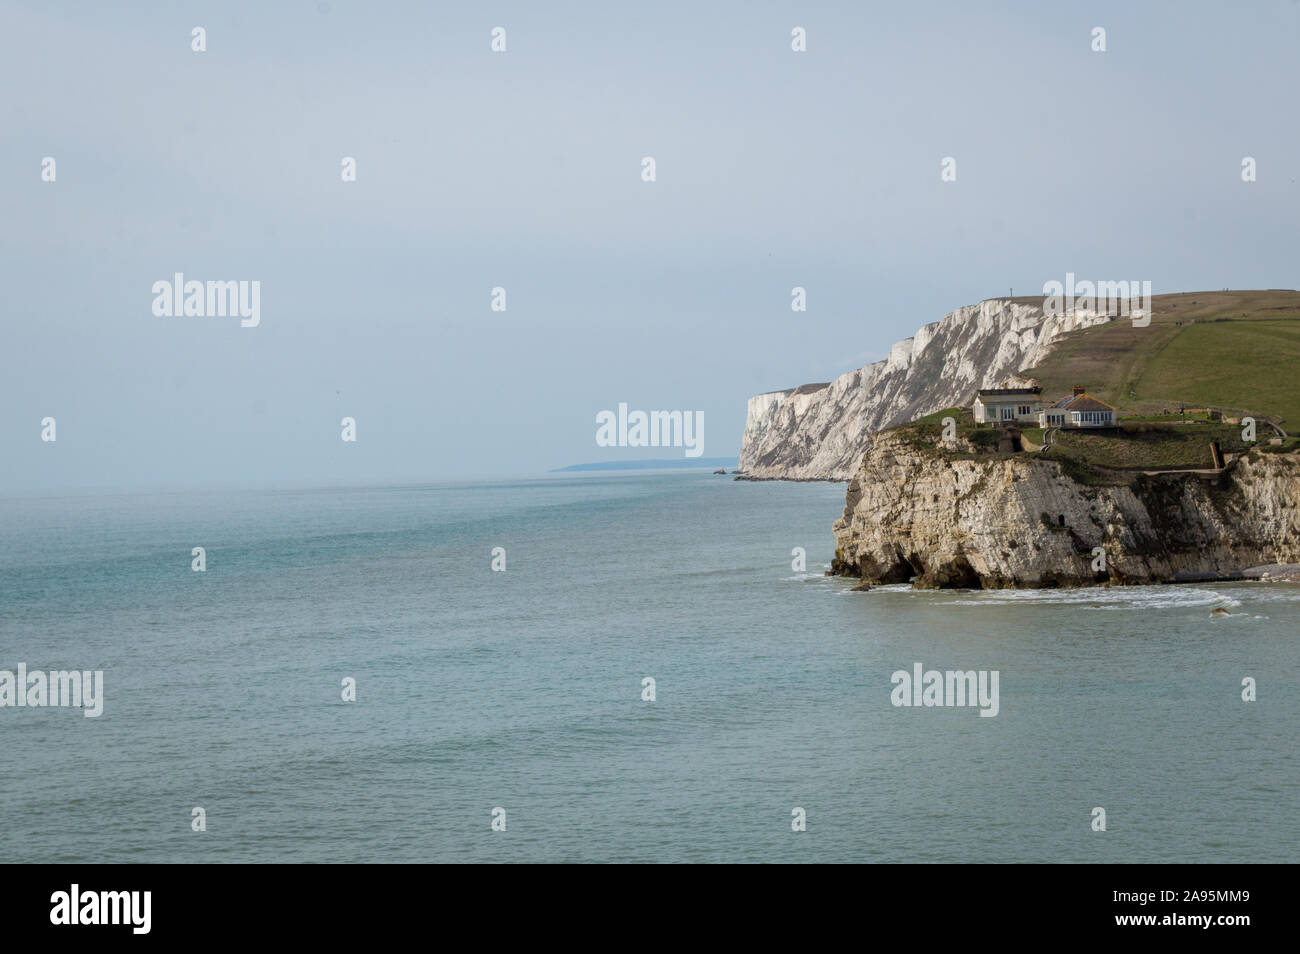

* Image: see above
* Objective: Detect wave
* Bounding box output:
[870,583,1247,610]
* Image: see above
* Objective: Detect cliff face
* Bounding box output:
[738,299,1113,480]
[831,433,1300,588]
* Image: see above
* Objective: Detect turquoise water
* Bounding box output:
[1,473,1296,863]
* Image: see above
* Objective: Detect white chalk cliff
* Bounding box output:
[738,299,1113,480]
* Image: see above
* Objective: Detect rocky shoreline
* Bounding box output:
[830,429,1300,590]
[732,474,847,484]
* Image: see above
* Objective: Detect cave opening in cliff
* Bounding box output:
[870,546,916,585]
[942,555,984,589]
[905,552,983,589]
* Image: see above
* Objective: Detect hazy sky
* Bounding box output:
[4,0,1298,493]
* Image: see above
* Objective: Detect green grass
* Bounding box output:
[1021,290,1300,429]
[906,407,977,433]
[1040,423,1249,470]
[885,385,1294,480]
[888,408,1012,457]
[1123,411,1214,423]
[1132,320,1300,426]
[898,407,982,444]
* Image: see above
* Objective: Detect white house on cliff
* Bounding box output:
[1038,387,1117,428]
[972,385,1118,428]
[971,387,1044,424]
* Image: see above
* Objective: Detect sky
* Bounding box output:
[3,0,1298,493]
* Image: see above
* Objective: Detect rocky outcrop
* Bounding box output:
[831,432,1300,588]
[738,299,1114,480]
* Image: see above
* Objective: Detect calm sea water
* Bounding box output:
[1,473,1296,863]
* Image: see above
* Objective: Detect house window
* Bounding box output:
[1001,406,1014,420]
[1018,405,1031,415]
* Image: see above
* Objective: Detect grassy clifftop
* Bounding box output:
[869,291,1300,488]
[881,406,1299,487]
[1018,290,1300,427]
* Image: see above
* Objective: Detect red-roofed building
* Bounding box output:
[1038,386,1118,428]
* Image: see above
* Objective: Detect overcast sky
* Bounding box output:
[3,0,1298,493]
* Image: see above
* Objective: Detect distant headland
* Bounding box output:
[553,457,738,473]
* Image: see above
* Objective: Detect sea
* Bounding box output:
[1,472,1296,863]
